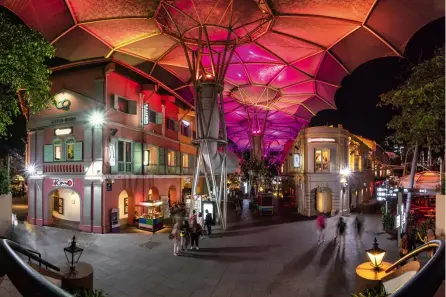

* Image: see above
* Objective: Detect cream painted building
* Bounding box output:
[281,126,379,217]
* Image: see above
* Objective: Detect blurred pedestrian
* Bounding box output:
[190,218,202,250]
[337,217,347,247]
[316,213,326,245]
[189,209,197,224]
[205,209,213,236]
[354,213,364,239]
[197,212,206,237]
[171,222,181,256]
[424,229,436,258]
[181,219,191,251]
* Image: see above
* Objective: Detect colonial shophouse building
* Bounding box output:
[281,126,386,217]
[27,61,205,233]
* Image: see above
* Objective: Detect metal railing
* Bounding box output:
[385,239,444,297]
[0,238,72,297]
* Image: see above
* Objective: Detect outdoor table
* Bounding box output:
[355,261,393,293]
[61,262,93,291]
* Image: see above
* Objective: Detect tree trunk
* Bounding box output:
[403,142,418,232]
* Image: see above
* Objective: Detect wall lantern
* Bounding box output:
[64,235,83,270]
[366,237,386,270]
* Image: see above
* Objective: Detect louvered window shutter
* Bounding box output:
[133,142,142,174]
[44,145,53,162]
[73,142,83,161]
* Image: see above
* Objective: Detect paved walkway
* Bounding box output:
[5,202,410,297]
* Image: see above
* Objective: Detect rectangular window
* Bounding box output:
[315,149,330,172]
[114,95,137,115]
[167,150,175,166]
[117,140,132,172]
[182,154,189,168]
[181,124,191,137]
[167,118,179,131]
[149,109,156,123]
[117,97,129,113]
[66,139,75,161]
[143,150,150,166]
[54,142,62,161]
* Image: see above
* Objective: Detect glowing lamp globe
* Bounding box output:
[366,237,386,270]
[89,111,105,126]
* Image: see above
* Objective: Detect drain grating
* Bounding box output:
[139,241,161,249]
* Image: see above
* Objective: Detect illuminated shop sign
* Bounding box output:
[109,144,116,166]
[54,127,73,136]
[307,138,335,143]
[52,178,73,187]
[56,99,71,111]
[182,120,190,127]
[143,104,149,125]
[293,154,300,168]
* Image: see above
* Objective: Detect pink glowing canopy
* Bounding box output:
[1,0,443,152]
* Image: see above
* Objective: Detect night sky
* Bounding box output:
[0,6,444,156]
[310,17,445,146]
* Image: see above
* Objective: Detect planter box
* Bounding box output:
[436,194,445,237]
[0,193,12,237]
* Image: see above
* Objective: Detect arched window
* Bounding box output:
[65,137,76,161]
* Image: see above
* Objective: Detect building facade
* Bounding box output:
[281,126,382,217]
[26,61,205,233]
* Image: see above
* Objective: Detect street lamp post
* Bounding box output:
[340,168,351,216]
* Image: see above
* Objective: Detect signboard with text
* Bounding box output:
[52,179,73,187]
[143,104,149,125]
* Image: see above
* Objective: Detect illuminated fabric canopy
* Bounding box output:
[399,171,441,190]
[1,0,443,152]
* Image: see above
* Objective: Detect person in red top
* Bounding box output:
[316,213,326,245]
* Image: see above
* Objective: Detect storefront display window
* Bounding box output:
[315,149,330,172]
[124,197,128,215]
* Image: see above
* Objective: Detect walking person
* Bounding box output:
[171,222,181,256]
[424,229,436,258]
[336,217,347,247]
[205,209,213,236]
[354,213,364,241]
[197,212,206,237]
[189,209,197,224]
[190,218,202,250]
[181,219,191,251]
[316,213,326,245]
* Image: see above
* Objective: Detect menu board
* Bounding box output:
[160,195,170,219]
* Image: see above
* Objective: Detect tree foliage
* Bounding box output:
[378,47,445,152]
[0,12,54,136]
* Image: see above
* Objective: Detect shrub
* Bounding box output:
[0,168,10,195]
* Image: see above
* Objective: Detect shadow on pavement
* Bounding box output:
[210,227,272,238]
[179,252,262,263]
[197,244,281,253]
[319,238,337,268]
[323,245,349,297]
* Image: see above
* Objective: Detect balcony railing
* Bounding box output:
[43,162,84,173]
[145,165,193,175]
[181,167,193,175]
[167,166,180,175]
[146,164,166,175]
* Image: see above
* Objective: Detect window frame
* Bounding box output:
[117,140,132,172]
[65,137,76,161]
[314,148,330,173]
[53,138,63,161]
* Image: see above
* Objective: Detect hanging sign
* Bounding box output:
[293,154,300,168]
[109,144,116,166]
[54,127,73,136]
[143,104,149,125]
[52,178,73,187]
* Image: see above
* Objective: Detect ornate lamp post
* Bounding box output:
[64,235,83,271]
[366,237,387,271]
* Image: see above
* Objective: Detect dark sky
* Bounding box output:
[0,6,444,156]
[310,17,445,146]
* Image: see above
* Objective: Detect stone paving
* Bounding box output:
[5,200,412,297]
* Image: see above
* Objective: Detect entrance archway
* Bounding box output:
[168,186,177,206]
[118,190,130,226]
[148,187,159,200]
[49,188,81,229]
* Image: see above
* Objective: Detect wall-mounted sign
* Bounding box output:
[293,153,300,168]
[56,99,71,111]
[52,178,73,187]
[308,138,335,143]
[109,144,116,166]
[54,127,73,136]
[143,103,149,125]
[51,117,76,125]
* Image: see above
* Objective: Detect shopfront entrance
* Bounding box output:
[49,188,81,230]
